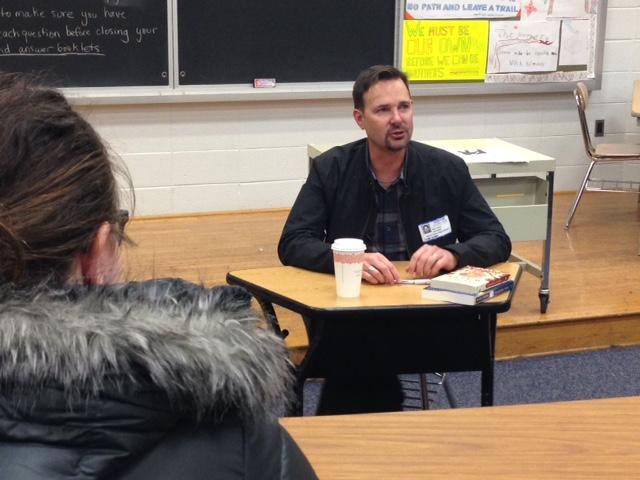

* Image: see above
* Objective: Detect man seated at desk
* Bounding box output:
[278,65,511,415]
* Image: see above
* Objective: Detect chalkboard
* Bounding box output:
[0,0,169,88]
[176,0,397,85]
[0,0,606,97]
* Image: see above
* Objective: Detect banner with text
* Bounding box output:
[405,0,520,19]
[402,20,489,81]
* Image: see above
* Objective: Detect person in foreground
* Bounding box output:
[278,65,511,414]
[0,73,316,479]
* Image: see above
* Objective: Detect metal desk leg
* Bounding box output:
[253,298,300,415]
[539,171,554,313]
[254,297,289,339]
[480,313,497,407]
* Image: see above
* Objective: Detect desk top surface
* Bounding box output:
[308,138,555,175]
[633,80,640,117]
[227,262,520,311]
[281,395,640,479]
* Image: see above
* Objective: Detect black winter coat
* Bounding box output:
[0,280,317,479]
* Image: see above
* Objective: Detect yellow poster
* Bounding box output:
[402,20,489,81]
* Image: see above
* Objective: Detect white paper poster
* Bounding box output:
[487,21,561,73]
[547,0,589,18]
[520,0,549,22]
[405,0,520,19]
[485,70,593,83]
[559,19,590,66]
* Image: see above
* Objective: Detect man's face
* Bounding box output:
[353,78,414,154]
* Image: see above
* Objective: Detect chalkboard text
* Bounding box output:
[0,4,159,57]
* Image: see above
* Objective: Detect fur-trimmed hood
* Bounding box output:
[0,279,293,421]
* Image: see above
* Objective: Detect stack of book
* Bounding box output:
[421,266,514,305]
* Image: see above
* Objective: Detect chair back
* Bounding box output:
[575,82,596,157]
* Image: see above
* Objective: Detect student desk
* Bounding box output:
[308,138,555,313]
[280,396,640,480]
[227,262,521,415]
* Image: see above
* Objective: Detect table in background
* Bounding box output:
[280,396,640,480]
[308,138,555,313]
[633,79,639,117]
[227,262,521,414]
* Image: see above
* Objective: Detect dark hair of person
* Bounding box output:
[352,65,410,110]
[0,72,133,286]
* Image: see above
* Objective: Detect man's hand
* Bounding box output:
[362,252,401,284]
[407,245,458,279]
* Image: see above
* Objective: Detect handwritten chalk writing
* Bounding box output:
[95,26,130,44]
[0,4,161,56]
[56,41,100,54]
[19,45,54,54]
[0,28,62,43]
[15,8,45,19]
[103,8,126,20]
[81,11,97,26]
[65,25,90,37]
[49,10,74,20]
[135,26,159,43]
[0,0,167,87]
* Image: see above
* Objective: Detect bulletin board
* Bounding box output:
[400,0,606,94]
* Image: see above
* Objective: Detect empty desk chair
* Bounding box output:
[565,82,640,229]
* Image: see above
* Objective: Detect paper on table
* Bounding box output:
[436,146,529,163]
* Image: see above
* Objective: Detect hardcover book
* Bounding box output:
[422,280,515,305]
[429,266,510,295]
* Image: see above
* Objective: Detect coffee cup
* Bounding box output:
[331,238,366,298]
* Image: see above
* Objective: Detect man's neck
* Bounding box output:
[368,142,406,184]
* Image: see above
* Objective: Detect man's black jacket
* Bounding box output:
[279,138,511,271]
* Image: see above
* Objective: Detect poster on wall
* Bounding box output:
[487,20,561,73]
[520,0,549,22]
[547,0,590,18]
[405,0,520,19]
[401,0,598,84]
[558,19,590,66]
[402,20,489,81]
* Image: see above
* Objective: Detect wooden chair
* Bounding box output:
[564,82,640,229]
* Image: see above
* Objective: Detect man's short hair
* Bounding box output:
[352,65,410,110]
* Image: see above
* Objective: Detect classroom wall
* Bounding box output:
[77,2,640,217]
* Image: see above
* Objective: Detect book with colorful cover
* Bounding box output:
[429,266,510,295]
[421,279,515,305]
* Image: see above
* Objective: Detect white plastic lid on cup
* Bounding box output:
[331,238,366,252]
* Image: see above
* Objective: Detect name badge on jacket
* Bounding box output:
[418,215,452,243]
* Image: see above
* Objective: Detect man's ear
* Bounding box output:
[353,108,365,129]
[79,222,121,285]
